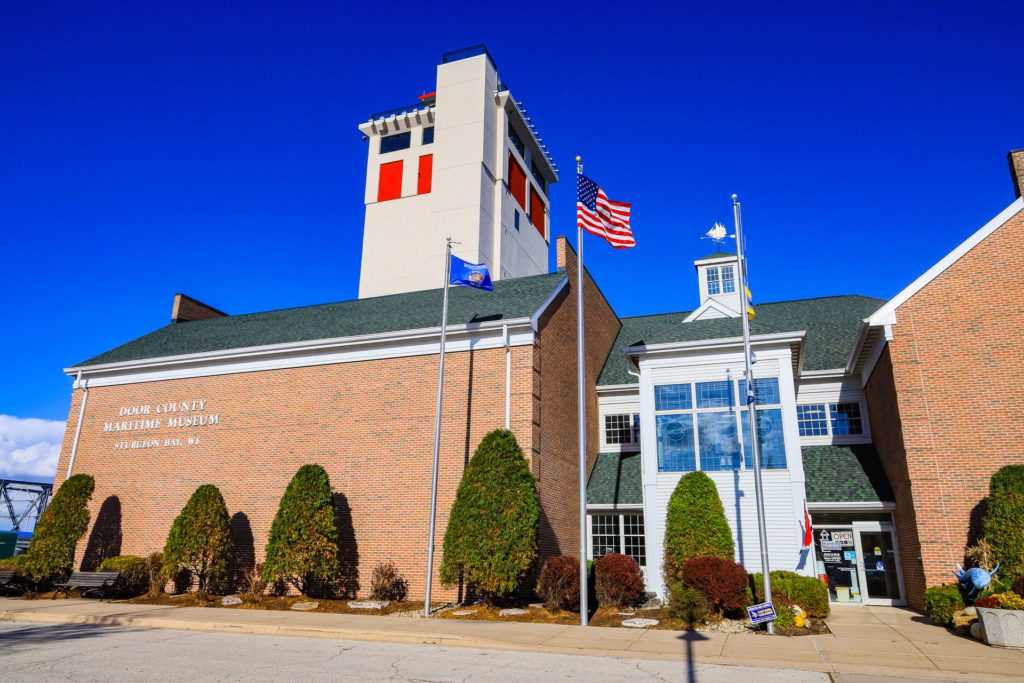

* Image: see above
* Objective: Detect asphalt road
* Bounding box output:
[0,620,832,682]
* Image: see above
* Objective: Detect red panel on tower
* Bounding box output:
[508,153,527,210]
[378,160,403,202]
[417,154,433,195]
[530,187,546,238]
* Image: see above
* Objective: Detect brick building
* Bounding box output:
[51,46,1022,611]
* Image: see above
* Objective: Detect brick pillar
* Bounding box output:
[1009,149,1024,199]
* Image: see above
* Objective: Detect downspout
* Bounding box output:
[66,371,89,481]
[503,324,511,430]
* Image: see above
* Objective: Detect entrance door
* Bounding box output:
[853,522,905,606]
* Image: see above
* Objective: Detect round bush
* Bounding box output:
[748,570,830,618]
[924,584,964,626]
[440,430,539,603]
[663,472,734,587]
[536,555,580,611]
[97,555,149,597]
[668,583,708,629]
[682,556,748,613]
[594,553,645,608]
[23,474,95,584]
[369,562,408,602]
[263,464,341,596]
[984,465,1024,580]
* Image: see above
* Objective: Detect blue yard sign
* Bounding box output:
[747,601,777,625]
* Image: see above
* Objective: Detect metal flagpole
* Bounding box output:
[733,195,774,635]
[424,236,453,618]
[576,155,589,627]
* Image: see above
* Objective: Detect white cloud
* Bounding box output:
[0,415,65,481]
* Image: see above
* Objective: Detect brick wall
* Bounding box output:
[533,237,621,560]
[866,204,1024,609]
[55,345,536,601]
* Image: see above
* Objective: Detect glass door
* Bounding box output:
[853,522,905,606]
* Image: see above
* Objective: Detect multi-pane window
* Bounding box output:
[604,414,640,445]
[797,402,865,437]
[508,124,525,157]
[830,403,864,435]
[531,160,547,193]
[796,404,829,436]
[720,265,736,293]
[655,377,787,472]
[590,513,646,567]
[707,267,721,295]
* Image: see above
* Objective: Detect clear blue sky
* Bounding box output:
[2,1,1021,423]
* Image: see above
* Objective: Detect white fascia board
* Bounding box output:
[682,299,740,322]
[807,501,895,512]
[530,277,569,332]
[868,197,1024,327]
[622,331,806,358]
[65,318,534,386]
[860,324,894,387]
[692,255,738,268]
[801,368,850,379]
[496,93,558,182]
[843,320,871,375]
[586,503,644,512]
[596,383,641,395]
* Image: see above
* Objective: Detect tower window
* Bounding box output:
[508,124,525,157]
[380,132,411,154]
[706,266,736,295]
[422,127,434,145]
[530,187,546,238]
[531,161,547,193]
[707,267,721,295]
[721,265,736,293]
[377,160,403,202]
[508,153,527,210]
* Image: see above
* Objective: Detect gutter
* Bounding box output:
[621,330,807,357]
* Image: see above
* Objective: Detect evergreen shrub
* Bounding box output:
[536,555,580,611]
[97,555,149,596]
[162,484,232,592]
[440,430,539,603]
[23,474,95,585]
[263,464,341,596]
[924,584,964,626]
[594,553,645,608]
[983,465,1024,580]
[749,570,830,618]
[682,556,748,613]
[667,582,708,629]
[663,472,734,587]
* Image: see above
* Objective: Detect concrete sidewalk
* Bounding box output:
[2,598,1020,680]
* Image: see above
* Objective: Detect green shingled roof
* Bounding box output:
[696,251,737,261]
[75,272,567,367]
[587,452,642,506]
[802,445,894,503]
[596,295,884,385]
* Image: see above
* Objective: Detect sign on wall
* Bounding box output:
[102,400,220,451]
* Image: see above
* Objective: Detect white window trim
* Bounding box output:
[586,510,647,567]
[601,412,641,451]
[797,399,872,445]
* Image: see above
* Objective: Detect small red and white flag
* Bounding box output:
[577,173,634,248]
[801,500,813,550]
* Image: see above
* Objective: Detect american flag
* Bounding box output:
[577,174,634,249]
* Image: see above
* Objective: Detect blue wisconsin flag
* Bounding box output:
[450,255,493,291]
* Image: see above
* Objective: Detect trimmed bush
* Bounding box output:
[263,464,341,596]
[440,430,539,603]
[97,555,149,597]
[23,474,95,585]
[667,583,708,629]
[1012,575,1024,599]
[536,555,580,611]
[924,584,964,626]
[594,553,645,608]
[771,598,796,629]
[682,556,748,613]
[0,555,27,577]
[369,562,408,602]
[663,472,734,587]
[162,484,232,592]
[749,570,830,618]
[983,465,1024,580]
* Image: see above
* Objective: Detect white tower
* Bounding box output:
[357,46,558,298]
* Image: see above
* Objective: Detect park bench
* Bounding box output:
[52,571,119,601]
[0,569,27,595]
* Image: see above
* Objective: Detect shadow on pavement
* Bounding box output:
[0,622,143,655]
[677,630,709,683]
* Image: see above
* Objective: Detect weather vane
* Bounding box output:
[703,222,728,244]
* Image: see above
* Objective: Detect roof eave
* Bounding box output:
[621,330,807,357]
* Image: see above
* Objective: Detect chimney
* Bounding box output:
[555,235,573,272]
[171,293,227,323]
[1009,149,1024,199]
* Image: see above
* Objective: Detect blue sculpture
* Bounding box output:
[953,563,1001,599]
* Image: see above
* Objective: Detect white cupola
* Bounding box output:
[685,252,742,321]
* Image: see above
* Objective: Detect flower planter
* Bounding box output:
[977,607,1024,648]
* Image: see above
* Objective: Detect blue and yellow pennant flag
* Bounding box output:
[745,284,755,320]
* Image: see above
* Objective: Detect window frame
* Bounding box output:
[379,132,411,154]
[654,377,787,473]
[706,267,721,295]
[796,400,869,442]
[588,511,646,567]
[421,126,434,145]
[603,413,640,447]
